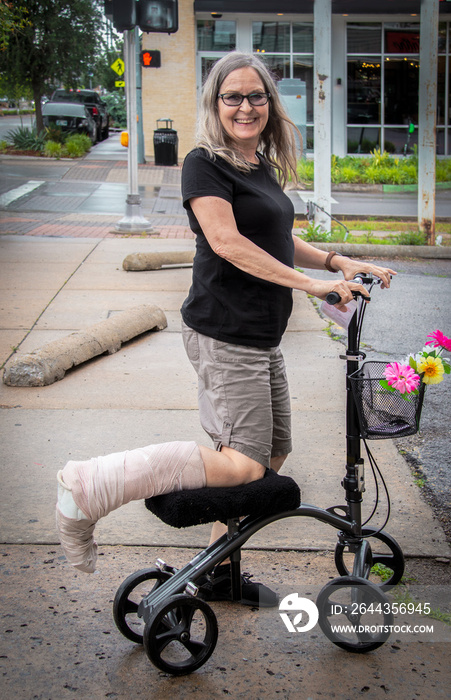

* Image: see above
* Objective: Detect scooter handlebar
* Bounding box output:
[325,273,373,306]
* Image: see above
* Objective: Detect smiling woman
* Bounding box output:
[178,51,396,606]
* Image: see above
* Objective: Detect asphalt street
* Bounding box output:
[1,119,450,220]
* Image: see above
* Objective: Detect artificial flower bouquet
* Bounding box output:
[380,330,451,399]
[349,330,450,440]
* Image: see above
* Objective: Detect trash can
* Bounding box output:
[153,118,178,166]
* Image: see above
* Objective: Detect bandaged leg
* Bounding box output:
[56,441,206,573]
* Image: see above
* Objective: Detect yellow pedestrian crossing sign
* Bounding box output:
[111,58,125,76]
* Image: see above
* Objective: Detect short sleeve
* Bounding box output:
[182,149,234,211]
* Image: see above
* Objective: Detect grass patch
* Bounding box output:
[296,149,451,188]
[293,217,451,245]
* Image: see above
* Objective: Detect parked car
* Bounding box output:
[49,89,110,142]
[42,101,97,142]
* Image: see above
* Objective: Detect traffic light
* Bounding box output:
[111,0,136,32]
[137,0,178,34]
[106,0,178,34]
[141,50,161,67]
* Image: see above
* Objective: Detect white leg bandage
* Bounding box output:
[56,441,206,573]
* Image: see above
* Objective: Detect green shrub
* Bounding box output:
[6,126,46,152]
[297,158,314,184]
[102,92,126,128]
[298,222,332,243]
[0,140,8,152]
[45,125,66,144]
[63,133,92,157]
[44,140,64,158]
[340,165,361,183]
[396,230,426,246]
[436,159,451,182]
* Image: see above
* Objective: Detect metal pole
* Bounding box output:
[418,0,438,245]
[313,0,332,232]
[115,29,153,233]
[135,27,145,165]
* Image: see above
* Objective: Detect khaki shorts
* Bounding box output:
[182,322,292,469]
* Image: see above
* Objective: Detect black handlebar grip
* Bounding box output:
[326,291,341,305]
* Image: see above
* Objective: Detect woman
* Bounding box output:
[179,52,395,606]
[56,52,394,607]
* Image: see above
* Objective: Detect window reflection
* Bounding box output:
[347,23,381,53]
[347,127,380,154]
[253,22,290,53]
[384,57,419,125]
[197,20,236,51]
[347,59,381,124]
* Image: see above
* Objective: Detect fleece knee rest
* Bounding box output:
[145,468,301,528]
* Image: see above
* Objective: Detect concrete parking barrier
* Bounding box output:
[3,304,167,387]
[123,251,195,271]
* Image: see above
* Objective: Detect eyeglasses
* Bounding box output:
[217,92,271,107]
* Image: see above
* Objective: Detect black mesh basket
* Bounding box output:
[349,361,425,440]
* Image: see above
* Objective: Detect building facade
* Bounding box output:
[140,1,451,161]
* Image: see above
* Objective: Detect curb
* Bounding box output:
[310,242,451,259]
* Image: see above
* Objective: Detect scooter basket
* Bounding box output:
[349,361,425,439]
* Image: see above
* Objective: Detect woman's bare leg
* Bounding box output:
[56,442,266,573]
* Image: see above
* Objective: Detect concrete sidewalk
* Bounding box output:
[0,234,450,698]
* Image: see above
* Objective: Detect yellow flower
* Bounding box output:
[417,355,445,385]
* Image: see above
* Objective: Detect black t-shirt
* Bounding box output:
[181,148,295,348]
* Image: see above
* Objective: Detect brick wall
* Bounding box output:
[141,0,197,162]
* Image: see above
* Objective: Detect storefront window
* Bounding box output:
[384,57,419,125]
[257,54,290,80]
[347,59,381,125]
[252,22,314,148]
[347,23,381,53]
[292,23,313,53]
[437,56,446,126]
[197,20,236,51]
[438,22,447,53]
[347,127,380,154]
[384,23,420,54]
[253,22,290,53]
[384,127,418,155]
[436,130,445,156]
[293,57,314,122]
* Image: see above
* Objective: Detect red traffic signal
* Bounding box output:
[141,50,161,67]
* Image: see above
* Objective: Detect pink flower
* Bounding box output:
[384,362,420,394]
[425,329,451,352]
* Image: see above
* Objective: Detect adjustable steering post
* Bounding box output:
[326,274,372,548]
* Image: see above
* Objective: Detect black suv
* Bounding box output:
[50,89,109,142]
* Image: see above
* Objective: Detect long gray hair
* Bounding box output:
[196,52,300,188]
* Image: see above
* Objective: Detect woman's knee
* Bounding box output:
[220,446,266,485]
[200,445,265,487]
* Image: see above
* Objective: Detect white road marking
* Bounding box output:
[0,180,45,206]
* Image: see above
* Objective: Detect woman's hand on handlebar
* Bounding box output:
[332,257,396,289]
[308,279,370,312]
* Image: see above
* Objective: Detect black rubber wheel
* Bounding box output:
[113,567,172,644]
[317,575,394,653]
[335,528,405,589]
[143,594,218,675]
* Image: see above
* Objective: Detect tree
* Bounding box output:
[0,1,31,52]
[0,1,105,131]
